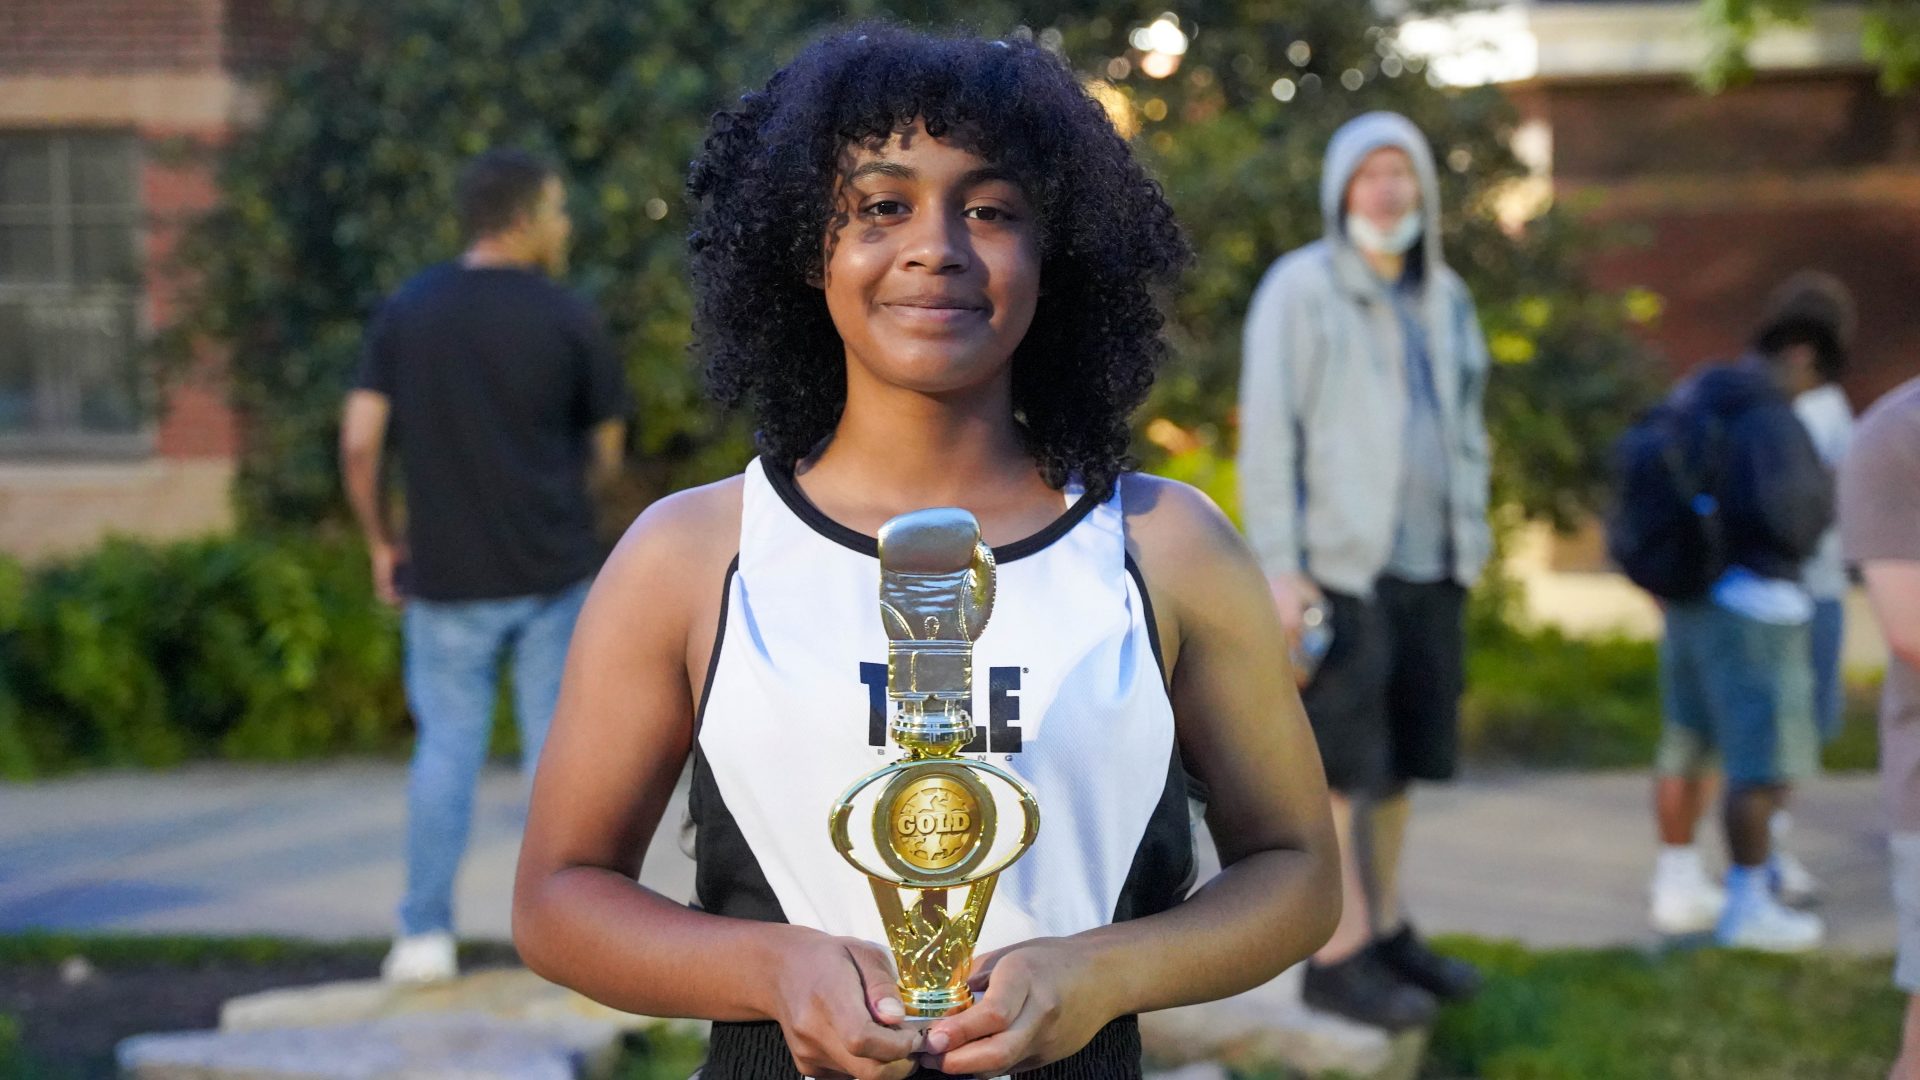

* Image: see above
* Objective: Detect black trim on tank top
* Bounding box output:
[1123,553,1167,689]
[1113,554,1200,921]
[761,456,1102,563]
[687,555,790,924]
[693,555,740,733]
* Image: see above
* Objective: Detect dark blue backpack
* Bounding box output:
[1606,398,1729,601]
[1606,364,1833,601]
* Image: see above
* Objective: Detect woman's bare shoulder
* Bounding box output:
[1119,472,1248,575]
[1119,471,1273,652]
[598,473,745,604]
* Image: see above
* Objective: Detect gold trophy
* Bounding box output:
[829,508,1041,1018]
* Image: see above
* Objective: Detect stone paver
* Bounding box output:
[1400,769,1893,954]
[118,1012,620,1080]
[215,967,659,1033]
[0,762,1891,953]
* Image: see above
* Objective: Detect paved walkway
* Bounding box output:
[0,763,1896,955]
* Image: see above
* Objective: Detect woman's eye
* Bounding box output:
[965,205,1010,221]
[862,199,908,217]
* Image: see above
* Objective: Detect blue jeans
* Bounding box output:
[1656,600,1818,787]
[1809,597,1846,744]
[398,578,591,936]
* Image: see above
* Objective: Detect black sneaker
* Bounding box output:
[1302,950,1439,1031]
[1371,924,1482,1002]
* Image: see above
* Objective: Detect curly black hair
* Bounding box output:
[687,25,1189,499]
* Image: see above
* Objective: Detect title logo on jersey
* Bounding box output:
[859,662,1024,754]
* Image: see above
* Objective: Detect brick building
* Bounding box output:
[0,0,287,560]
[1409,0,1916,643]
[1504,2,1920,407]
[1408,0,1920,403]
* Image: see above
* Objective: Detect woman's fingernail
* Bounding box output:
[877,998,905,1022]
[927,1030,950,1053]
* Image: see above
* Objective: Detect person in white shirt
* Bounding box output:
[1775,271,1860,904]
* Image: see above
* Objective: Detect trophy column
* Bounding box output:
[828,508,1040,1019]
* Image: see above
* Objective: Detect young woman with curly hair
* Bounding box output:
[513,27,1339,1080]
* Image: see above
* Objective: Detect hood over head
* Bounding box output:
[1320,111,1446,282]
[1677,356,1790,418]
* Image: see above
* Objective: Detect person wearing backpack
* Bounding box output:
[1609,278,1841,951]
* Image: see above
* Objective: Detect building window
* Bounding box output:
[0,132,146,457]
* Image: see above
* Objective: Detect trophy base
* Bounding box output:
[902,986,976,1019]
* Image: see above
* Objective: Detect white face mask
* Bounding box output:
[1345,210,1423,256]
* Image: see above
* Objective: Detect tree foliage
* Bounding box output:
[1699,0,1920,92]
[165,0,1656,530]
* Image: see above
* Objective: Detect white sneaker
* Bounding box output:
[1650,872,1726,935]
[381,930,458,984]
[1770,851,1823,906]
[1716,895,1825,953]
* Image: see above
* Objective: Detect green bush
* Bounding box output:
[1460,616,1884,772]
[1462,621,1663,769]
[0,534,405,778]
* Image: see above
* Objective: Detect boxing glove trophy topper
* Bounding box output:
[828,508,1041,1018]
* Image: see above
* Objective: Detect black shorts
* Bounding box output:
[1300,575,1466,796]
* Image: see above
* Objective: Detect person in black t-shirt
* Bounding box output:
[339,148,632,983]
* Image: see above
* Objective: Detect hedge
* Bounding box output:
[1463,617,1883,773]
[0,533,1882,780]
[0,533,404,778]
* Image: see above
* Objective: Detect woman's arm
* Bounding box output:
[923,474,1341,1076]
[512,480,920,1080]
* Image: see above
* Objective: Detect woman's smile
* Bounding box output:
[880,292,991,332]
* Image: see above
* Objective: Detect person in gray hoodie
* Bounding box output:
[1237,111,1491,1030]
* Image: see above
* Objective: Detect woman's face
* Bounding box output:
[821,120,1040,397]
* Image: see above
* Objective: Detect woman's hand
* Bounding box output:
[772,933,922,1080]
[916,937,1118,1077]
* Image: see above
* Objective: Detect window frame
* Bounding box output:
[0,130,153,460]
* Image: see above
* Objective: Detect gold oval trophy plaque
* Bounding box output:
[828,508,1041,1019]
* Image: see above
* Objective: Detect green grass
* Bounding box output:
[610,1025,711,1080]
[0,931,388,968]
[0,1015,28,1080]
[1427,937,1905,1079]
[0,931,530,971]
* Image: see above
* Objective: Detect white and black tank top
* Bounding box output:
[689,458,1193,1080]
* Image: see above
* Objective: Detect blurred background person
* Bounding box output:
[1618,277,1837,949]
[1840,371,1920,1079]
[1238,111,1492,1031]
[339,148,632,983]
[1779,271,1860,902]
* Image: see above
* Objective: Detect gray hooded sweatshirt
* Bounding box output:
[1236,111,1493,597]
